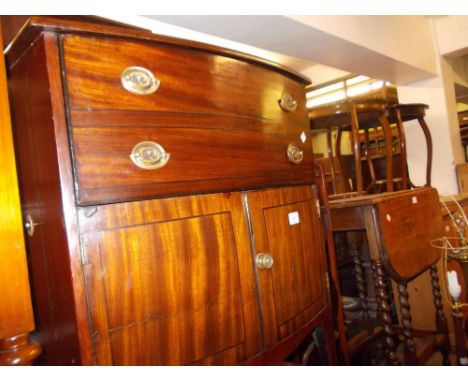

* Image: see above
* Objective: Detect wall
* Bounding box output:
[398,61,461,195]
[433,16,468,58]
[397,18,468,195]
[287,15,437,83]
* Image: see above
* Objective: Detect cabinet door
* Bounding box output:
[78,192,261,365]
[246,185,328,348]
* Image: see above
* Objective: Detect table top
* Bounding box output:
[328,187,435,209]
[309,101,428,131]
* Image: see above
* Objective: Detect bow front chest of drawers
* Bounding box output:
[5,16,336,365]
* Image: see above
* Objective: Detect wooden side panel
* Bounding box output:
[79,192,261,365]
[62,35,308,125]
[7,33,84,365]
[246,185,328,348]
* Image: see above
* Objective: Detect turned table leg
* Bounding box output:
[430,265,451,365]
[347,232,370,324]
[373,260,399,365]
[397,281,417,365]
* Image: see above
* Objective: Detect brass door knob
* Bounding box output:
[287,143,304,164]
[130,141,170,170]
[121,66,160,95]
[255,253,274,269]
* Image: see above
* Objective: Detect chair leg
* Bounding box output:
[430,265,451,365]
[397,281,417,365]
[373,260,399,365]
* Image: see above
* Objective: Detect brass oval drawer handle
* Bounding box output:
[121,66,160,95]
[255,253,274,269]
[287,143,304,164]
[279,92,297,112]
[130,141,170,170]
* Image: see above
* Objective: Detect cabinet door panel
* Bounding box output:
[80,192,260,365]
[246,185,328,347]
[265,200,327,326]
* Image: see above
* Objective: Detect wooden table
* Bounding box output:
[309,102,432,196]
[327,187,450,365]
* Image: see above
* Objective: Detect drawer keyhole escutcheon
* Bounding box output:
[130,141,170,170]
[255,253,274,269]
[287,143,304,164]
[121,66,160,95]
[278,92,297,112]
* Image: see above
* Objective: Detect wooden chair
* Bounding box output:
[309,100,398,197]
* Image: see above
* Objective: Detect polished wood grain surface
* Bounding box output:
[63,34,314,205]
[330,187,443,281]
[62,35,309,124]
[79,191,261,365]
[0,22,40,366]
[71,124,314,205]
[5,16,331,365]
[246,186,328,348]
[376,187,443,281]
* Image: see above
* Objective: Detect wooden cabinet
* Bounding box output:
[79,191,261,365]
[79,185,327,365]
[5,16,334,365]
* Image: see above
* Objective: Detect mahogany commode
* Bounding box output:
[4,16,336,365]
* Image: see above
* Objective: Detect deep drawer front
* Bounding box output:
[62,35,308,124]
[71,123,314,205]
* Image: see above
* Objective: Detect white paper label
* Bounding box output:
[300,131,307,143]
[412,196,418,204]
[288,211,300,225]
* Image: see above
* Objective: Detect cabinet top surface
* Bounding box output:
[5,15,311,85]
